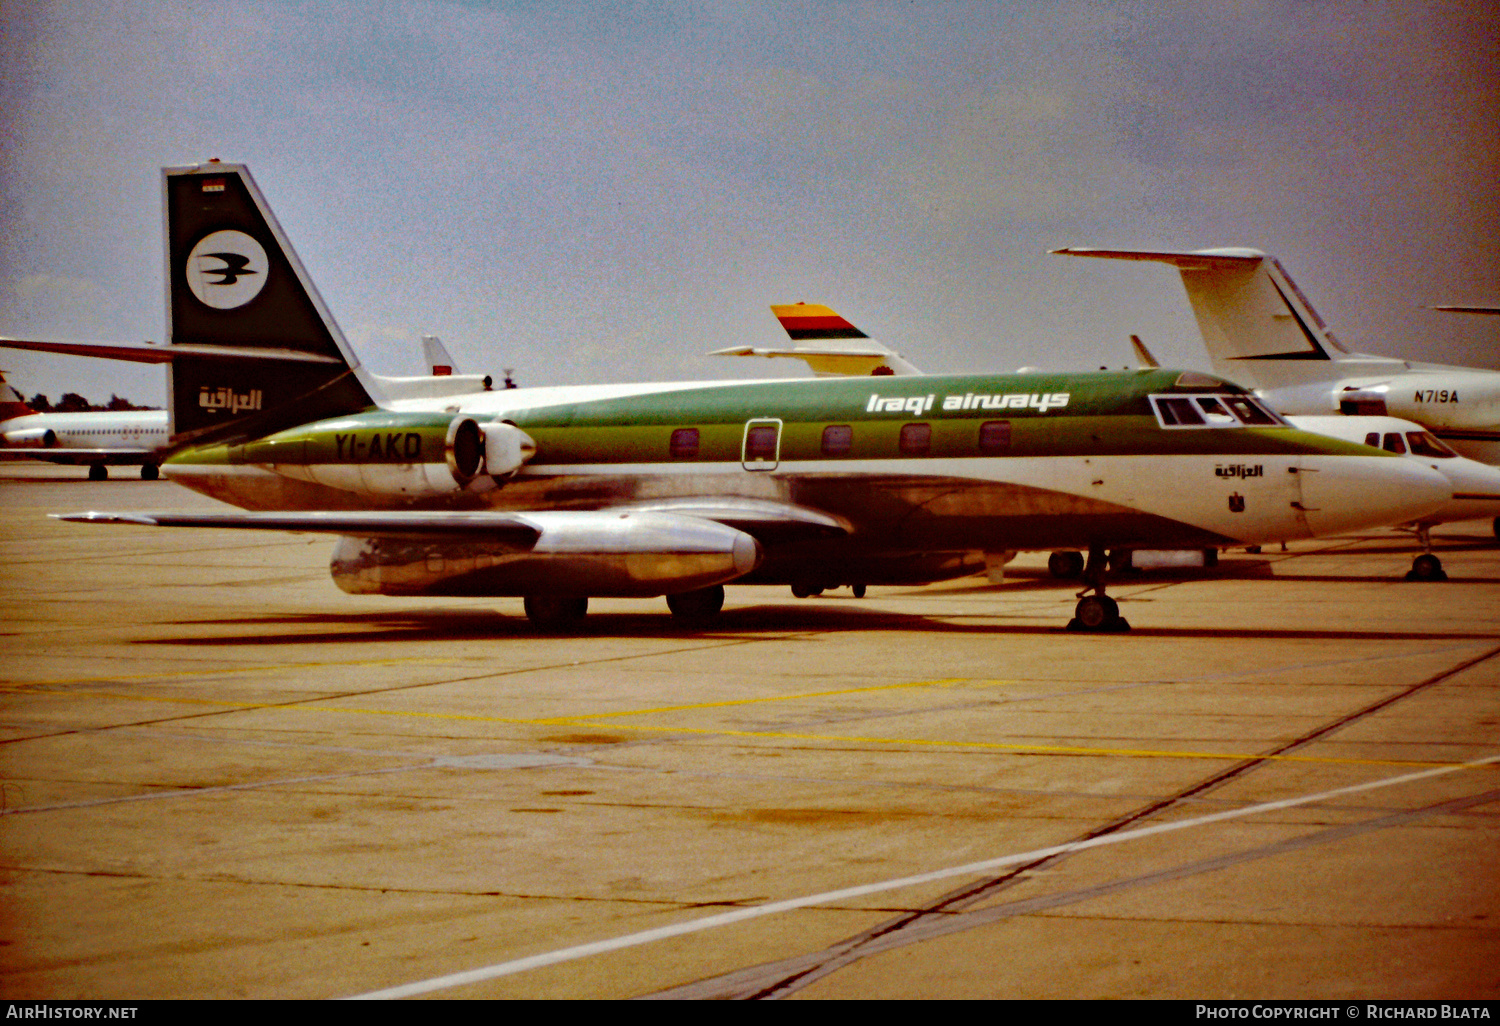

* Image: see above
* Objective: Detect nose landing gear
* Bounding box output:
[1405,525,1448,581]
[1066,545,1131,632]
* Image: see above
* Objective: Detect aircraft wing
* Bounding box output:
[53,509,546,544]
[53,499,846,546]
[1,447,158,463]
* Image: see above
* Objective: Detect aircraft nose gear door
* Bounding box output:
[742,418,782,471]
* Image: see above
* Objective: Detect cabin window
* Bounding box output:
[899,422,932,456]
[1382,432,1407,455]
[669,427,699,458]
[745,424,779,460]
[821,424,853,456]
[1406,431,1457,458]
[1364,432,1380,448]
[978,420,1011,454]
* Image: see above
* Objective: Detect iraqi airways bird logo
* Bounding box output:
[185,230,269,309]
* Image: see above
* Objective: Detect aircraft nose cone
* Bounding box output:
[1299,456,1452,536]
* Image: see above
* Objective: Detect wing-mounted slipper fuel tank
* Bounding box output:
[329,510,762,598]
[174,412,537,501]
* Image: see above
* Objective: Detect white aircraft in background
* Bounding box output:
[0,371,169,479]
[1053,248,1500,469]
[1126,333,1500,576]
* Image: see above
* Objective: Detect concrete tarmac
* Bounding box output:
[1,463,1497,1000]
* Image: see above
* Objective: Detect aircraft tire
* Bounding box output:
[88,465,107,481]
[791,583,812,599]
[523,595,589,629]
[1068,595,1130,632]
[666,584,725,620]
[1405,554,1447,582]
[851,583,867,598]
[1048,551,1085,578]
[141,464,160,481]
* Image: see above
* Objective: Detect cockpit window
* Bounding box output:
[1154,397,1205,426]
[1151,394,1286,429]
[1406,431,1457,458]
[1222,396,1282,426]
[1195,397,1238,425]
[1382,432,1407,455]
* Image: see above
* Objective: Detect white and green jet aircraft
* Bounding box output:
[51,162,1451,632]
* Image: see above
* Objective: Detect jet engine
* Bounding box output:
[445,417,535,486]
[1,427,56,447]
[329,510,762,598]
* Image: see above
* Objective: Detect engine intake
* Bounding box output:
[446,417,536,487]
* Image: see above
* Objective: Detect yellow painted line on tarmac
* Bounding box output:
[536,677,973,722]
[524,719,1489,770]
[8,678,1488,772]
[0,655,469,691]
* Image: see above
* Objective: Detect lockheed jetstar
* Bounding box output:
[49,163,1450,632]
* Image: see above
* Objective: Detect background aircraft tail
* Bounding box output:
[1054,247,1377,390]
[164,162,374,444]
[0,372,35,421]
[711,302,921,376]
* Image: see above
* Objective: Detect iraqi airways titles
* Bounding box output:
[866,391,1071,416]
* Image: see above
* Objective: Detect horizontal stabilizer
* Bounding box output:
[1053,246,1361,388]
[0,337,342,365]
[1051,247,1266,269]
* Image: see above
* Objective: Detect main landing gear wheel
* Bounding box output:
[790,582,824,598]
[1406,553,1447,582]
[140,464,159,481]
[1047,550,1085,579]
[88,465,107,481]
[851,583,867,598]
[666,584,725,620]
[523,595,589,630]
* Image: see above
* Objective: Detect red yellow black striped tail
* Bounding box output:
[771,303,870,341]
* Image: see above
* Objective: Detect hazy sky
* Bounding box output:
[2,0,1496,407]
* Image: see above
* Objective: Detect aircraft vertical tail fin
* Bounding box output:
[710,303,922,376]
[1053,247,1358,390]
[421,335,456,376]
[0,372,36,420]
[164,162,375,443]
